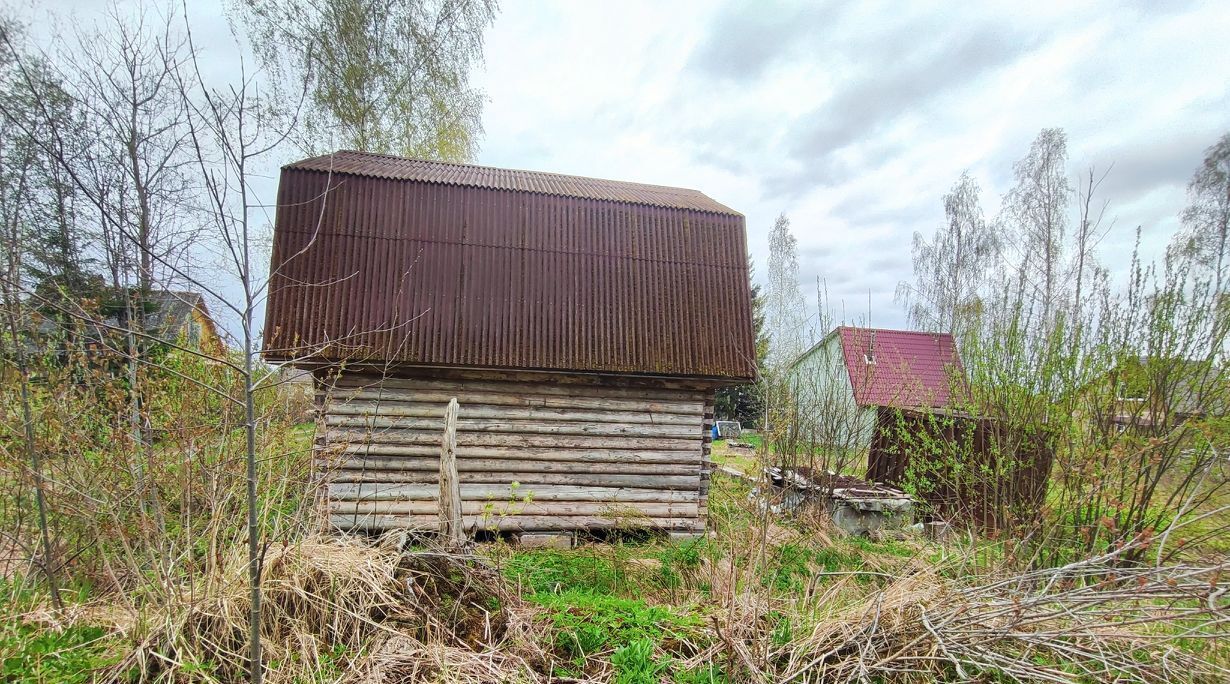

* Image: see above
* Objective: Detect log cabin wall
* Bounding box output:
[317,368,716,534]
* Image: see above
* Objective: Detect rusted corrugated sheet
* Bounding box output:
[289,151,740,215]
[263,152,756,380]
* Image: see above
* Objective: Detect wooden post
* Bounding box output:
[438,398,463,547]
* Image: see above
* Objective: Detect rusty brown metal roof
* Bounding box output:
[287,150,741,216]
[263,152,756,380]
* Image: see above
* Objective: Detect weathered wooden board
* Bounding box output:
[329,514,707,532]
[330,501,701,518]
[322,470,701,489]
[323,415,699,438]
[332,444,700,464]
[322,456,701,475]
[327,483,700,503]
[323,391,704,416]
[324,429,697,451]
[327,403,701,425]
[318,371,710,532]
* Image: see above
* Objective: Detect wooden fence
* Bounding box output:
[867,407,1054,533]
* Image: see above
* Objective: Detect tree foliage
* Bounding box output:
[764,213,808,370]
[233,0,498,161]
[897,171,999,335]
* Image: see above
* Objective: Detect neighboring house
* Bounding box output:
[137,291,225,353]
[787,327,966,453]
[262,150,755,536]
[1096,356,1226,431]
[28,289,224,359]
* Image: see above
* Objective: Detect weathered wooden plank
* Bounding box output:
[438,398,462,547]
[329,513,705,532]
[323,415,699,438]
[326,483,701,503]
[335,367,723,391]
[321,470,700,489]
[329,501,701,518]
[320,390,705,415]
[321,456,701,475]
[325,376,708,401]
[324,429,697,450]
[330,444,701,464]
[325,402,702,426]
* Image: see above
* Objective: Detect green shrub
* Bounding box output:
[611,638,670,684]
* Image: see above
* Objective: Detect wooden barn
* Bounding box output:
[262,151,755,537]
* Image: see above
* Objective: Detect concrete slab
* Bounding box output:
[668,531,709,544]
[519,533,573,549]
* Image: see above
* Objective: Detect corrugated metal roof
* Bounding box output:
[287,151,740,216]
[836,327,965,408]
[262,152,756,380]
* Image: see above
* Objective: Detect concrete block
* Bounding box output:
[519,533,573,549]
[669,531,709,544]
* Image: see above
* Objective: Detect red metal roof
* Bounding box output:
[262,152,756,380]
[836,327,964,408]
[287,151,740,216]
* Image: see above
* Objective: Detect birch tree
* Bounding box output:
[1002,128,1072,325]
[232,0,498,160]
[764,213,808,369]
[897,171,999,335]
[1175,133,1230,294]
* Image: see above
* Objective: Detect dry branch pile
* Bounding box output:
[760,551,1230,683]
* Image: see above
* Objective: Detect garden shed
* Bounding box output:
[262,150,755,536]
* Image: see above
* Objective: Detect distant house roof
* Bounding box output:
[264,151,755,380]
[826,327,965,409]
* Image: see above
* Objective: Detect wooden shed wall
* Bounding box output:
[317,369,714,533]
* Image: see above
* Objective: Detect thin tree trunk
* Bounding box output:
[5,298,63,609]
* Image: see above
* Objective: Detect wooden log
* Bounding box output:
[322,415,700,438]
[328,367,723,391]
[324,429,697,451]
[326,376,708,401]
[329,513,704,532]
[330,444,702,464]
[326,483,701,503]
[321,390,704,415]
[321,470,701,489]
[321,455,701,475]
[325,402,702,426]
[330,501,701,518]
[438,398,463,547]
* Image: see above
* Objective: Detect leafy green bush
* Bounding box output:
[611,638,670,684]
[0,622,117,683]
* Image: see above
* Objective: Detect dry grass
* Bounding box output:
[109,537,549,683]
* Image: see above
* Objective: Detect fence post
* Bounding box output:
[439,398,463,547]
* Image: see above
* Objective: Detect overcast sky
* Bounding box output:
[28,0,1230,339]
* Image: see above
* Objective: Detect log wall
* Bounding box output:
[317,369,715,534]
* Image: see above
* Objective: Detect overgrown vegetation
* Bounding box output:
[0,2,1227,682]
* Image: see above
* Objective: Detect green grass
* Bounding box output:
[0,622,119,683]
